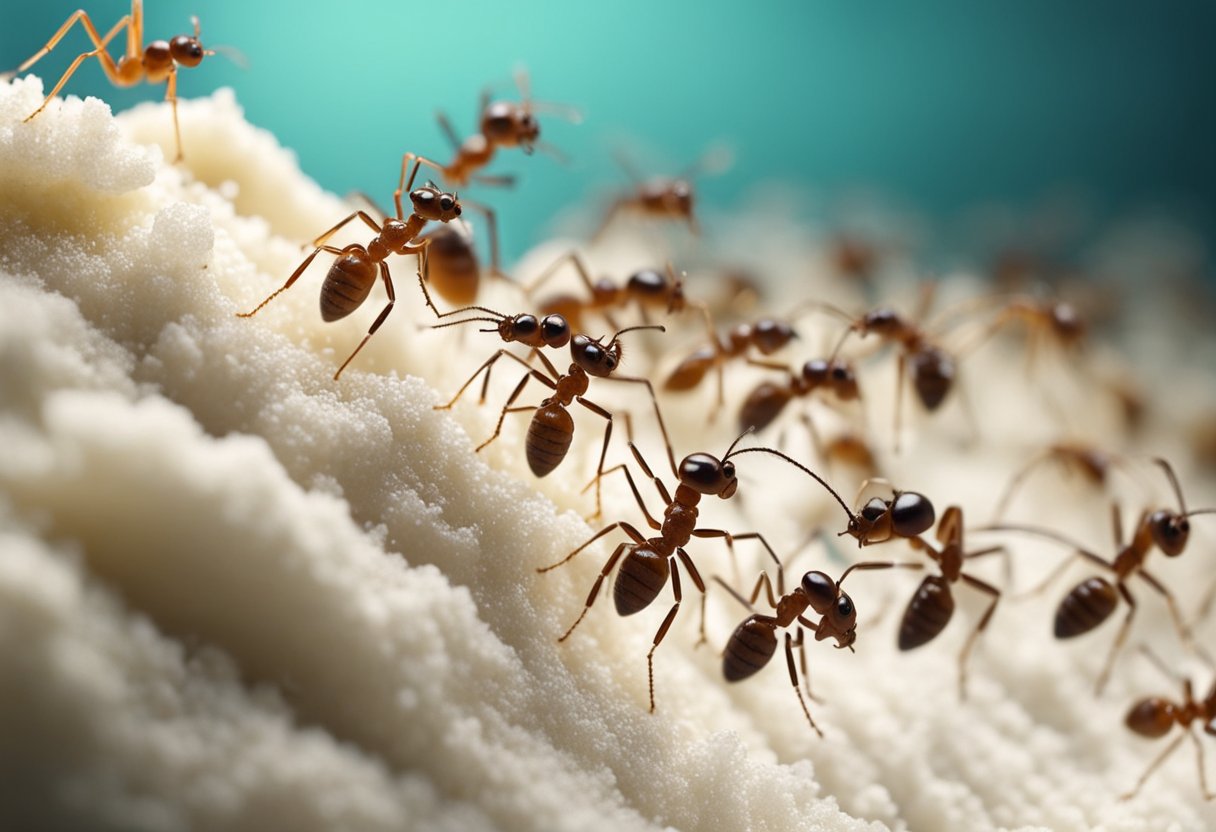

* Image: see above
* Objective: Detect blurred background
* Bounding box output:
[3,0,1213,272]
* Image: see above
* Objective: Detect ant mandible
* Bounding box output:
[1120,648,1215,802]
[538,432,787,712]
[989,458,1215,694]
[237,155,461,380]
[716,565,858,736]
[13,1,218,162]
[434,68,580,188]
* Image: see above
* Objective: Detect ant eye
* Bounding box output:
[439,196,453,211]
[836,595,854,619]
[860,498,888,523]
[722,461,735,479]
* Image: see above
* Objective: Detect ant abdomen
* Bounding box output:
[664,346,717,391]
[898,575,955,650]
[526,403,575,477]
[321,251,376,322]
[912,347,955,410]
[722,616,778,682]
[426,227,480,306]
[1054,576,1118,638]
[738,381,793,433]
[614,548,670,616]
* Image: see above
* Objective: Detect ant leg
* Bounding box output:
[1119,732,1185,801]
[965,545,1013,591]
[435,348,529,410]
[541,520,646,574]
[675,548,707,645]
[575,397,614,521]
[332,261,395,380]
[557,542,630,643]
[1094,583,1137,696]
[893,352,906,454]
[313,211,381,248]
[992,448,1053,521]
[957,574,1000,700]
[236,244,342,318]
[19,13,130,123]
[471,173,518,188]
[583,463,661,530]
[625,442,673,505]
[1137,569,1193,649]
[457,198,505,279]
[163,67,183,163]
[793,628,825,704]
[1190,729,1214,800]
[591,199,625,243]
[837,560,923,586]
[647,559,683,713]
[603,374,678,478]
[475,368,555,453]
[785,631,822,736]
[690,529,780,593]
[525,249,596,298]
[435,111,461,149]
[712,574,762,614]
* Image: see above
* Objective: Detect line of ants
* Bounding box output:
[9,14,1214,805]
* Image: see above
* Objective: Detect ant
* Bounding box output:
[525,251,709,333]
[963,296,1087,361]
[736,356,861,435]
[12,1,218,162]
[836,506,1006,698]
[537,431,789,713]
[992,440,1129,521]
[1120,647,1215,801]
[592,148,730,240]
[237,155,462,380]
[806,288,970,452]
[434,68,580,188]
[715,566,858,736]
[663,316,800,417]
[435,317,674,520]
[989,458,1215,694]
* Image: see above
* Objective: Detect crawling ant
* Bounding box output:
[663,316,800,417]
[716,566,858,736]
[1120,648,1215,801]
[433,68,580,188]
[735,356,860,435]
[993,440,1128,521]
[989,458,1215,694]
[237,156,462,380]
[435,317,674,519]
[538,431,788,712]
[592,148,730,240]
[807,289,969,451]
[12,1,222,162]
[837,507,1006,698]
[525,251,708,332]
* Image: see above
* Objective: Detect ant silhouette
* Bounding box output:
[592,147,731,241]
[538,431,790,712]
[433,68,580,188]
[237,156,461,380]
[11,1,228,162]
[987,458,1214,694]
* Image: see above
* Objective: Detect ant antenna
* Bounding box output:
[726,445,856,522]
[722,426,756,460]
[1155,458,1188,515]
[609,323,666,341]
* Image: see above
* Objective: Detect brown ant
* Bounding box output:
[736,356,861,435]
[663,317,801,417]
[993,440,1129,521]
[836,506,1006,698]
[715,566,858,736]
[13,1,220,162]
[537,432,788,712]
[806,289,970,452]
[1120,648,1215,801]
[433,68,580,188]
[237,156,462,380]
[525,251,708,332]
[436,320,674,519]
[592,148,730,240]
[988,458,1214,694]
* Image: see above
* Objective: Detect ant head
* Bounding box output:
[625,268,669,301]
[678,453,737,498]
[1148,510,1189,557]
[845,497,890,544]
[591,277,618,302]
[828,359,860,400]
[667,179,695,215]
[859,308,903,336]
[911,347,955,411]
[1051,301,1085,344]
[570,333,622,378]
[800,572,857,648]
[1125,697,1177,738]
[480,102,540,151]
[410,183,463,222]
[752,318,796,354]
[802,359,830,385]
[170,35,205,68]
[500,313,539,344]
[726,324,753,353]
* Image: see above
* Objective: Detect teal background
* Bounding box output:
[3,0,1213,266]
